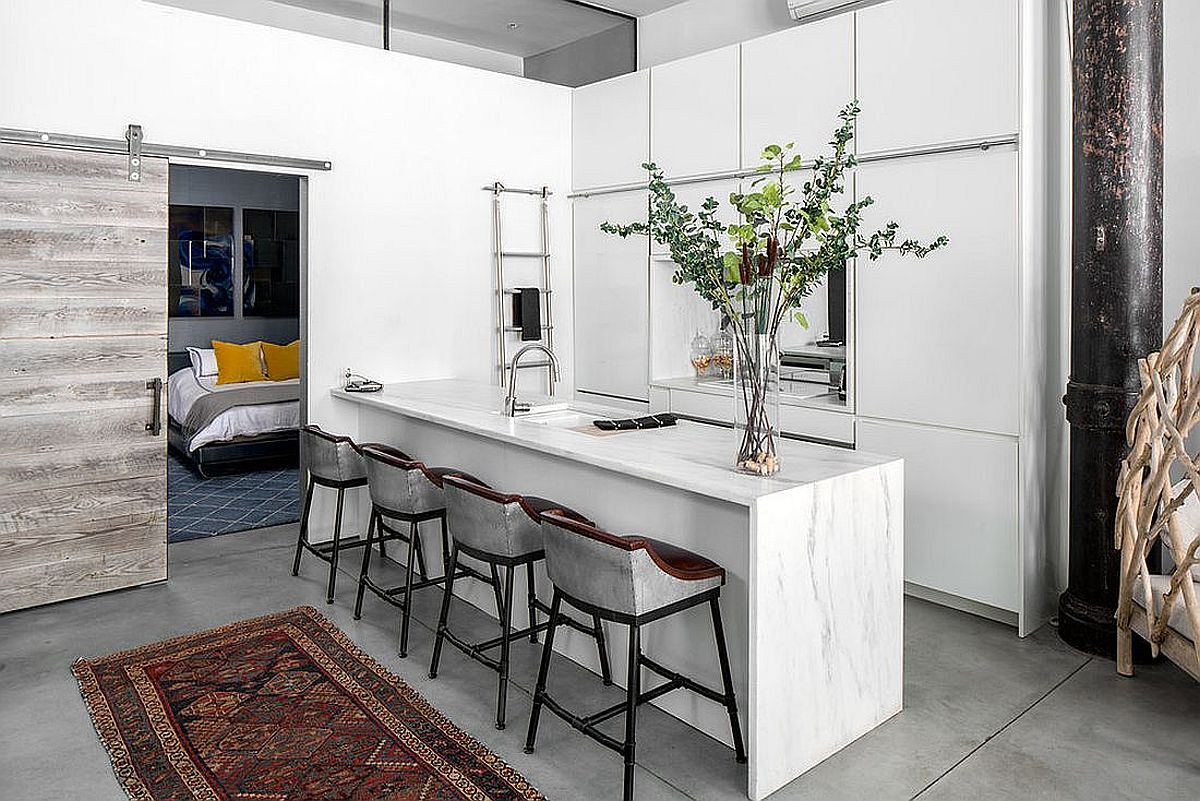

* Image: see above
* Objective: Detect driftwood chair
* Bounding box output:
[1116,288,1200,681]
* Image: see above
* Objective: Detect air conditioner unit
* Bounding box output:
[786,0,866,23]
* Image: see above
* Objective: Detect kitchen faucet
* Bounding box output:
[504,343,560,417]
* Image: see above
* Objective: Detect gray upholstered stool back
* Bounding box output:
[301,425,366,485]
[360,444,447,516]
[541,513,724,618]
[442,476,549,559]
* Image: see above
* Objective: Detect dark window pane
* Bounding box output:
[168,205,234,317]
[243,209,300,318]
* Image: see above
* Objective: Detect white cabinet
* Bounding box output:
[650,46,740,178]
[855,147,1020,436]
[573,70,650,190]
[740,14,854,168]
[857,419,1018,614]
[856,0,1018,152]
[573,192,650,401]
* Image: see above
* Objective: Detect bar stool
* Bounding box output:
[352,444,494,658]
[291,425,373,604]
[428,475,613,730]
[525,512,747,801]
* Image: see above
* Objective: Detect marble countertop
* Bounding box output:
[649,376,850,413]
[332,379,894,507]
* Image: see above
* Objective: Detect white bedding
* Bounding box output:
[167,368,300,452]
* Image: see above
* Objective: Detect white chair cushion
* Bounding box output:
[1167,483,1200,582]
[1132,574,1198,642]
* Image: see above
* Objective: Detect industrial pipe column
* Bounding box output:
[1060,0,1163,657]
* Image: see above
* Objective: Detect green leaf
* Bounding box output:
[793,310,809,329]
[723,251,741,283]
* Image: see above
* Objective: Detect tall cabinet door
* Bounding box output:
[0,143,168,613]
[574,191,649,401]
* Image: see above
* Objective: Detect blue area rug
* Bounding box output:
[167,451,300,543]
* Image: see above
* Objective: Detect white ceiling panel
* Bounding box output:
[271,0,667,57]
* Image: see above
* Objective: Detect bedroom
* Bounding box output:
[165,165,303,542]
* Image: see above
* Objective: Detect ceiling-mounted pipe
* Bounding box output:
[383,0,390,50]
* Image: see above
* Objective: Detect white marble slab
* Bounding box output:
[750,460,904,800]
[332,380,888,506]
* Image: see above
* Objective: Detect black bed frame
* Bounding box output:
[167,350,300,477]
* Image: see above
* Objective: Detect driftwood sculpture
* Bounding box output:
[1115,288,1200,680]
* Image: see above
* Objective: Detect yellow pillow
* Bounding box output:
[262,340,300,381]
[212,340,266,385]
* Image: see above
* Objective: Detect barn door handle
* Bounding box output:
[145,377,163,436]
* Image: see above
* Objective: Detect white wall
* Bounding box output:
[151,0,524,76]
[1165,0,1200,321]
[0,0,573,531]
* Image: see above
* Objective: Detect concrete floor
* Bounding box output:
[1,524,1197,801]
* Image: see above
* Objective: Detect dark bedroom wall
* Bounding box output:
[168,165,301,353]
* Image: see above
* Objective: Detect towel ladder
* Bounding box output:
[487,182,555,392]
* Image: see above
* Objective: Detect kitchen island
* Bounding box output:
[333,379,902,800]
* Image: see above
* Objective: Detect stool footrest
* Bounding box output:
[360,565,486,609]
[639,653,729,708]
[437,629,505,672]
[300,536,369,563]
[537,692,626,756]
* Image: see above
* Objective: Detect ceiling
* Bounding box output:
[271,0,689,57]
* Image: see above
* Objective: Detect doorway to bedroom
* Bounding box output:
[166,165,303,543]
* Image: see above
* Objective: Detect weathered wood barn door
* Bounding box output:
[0,142,168,613]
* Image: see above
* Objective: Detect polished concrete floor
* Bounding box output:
[1,524,1197,800]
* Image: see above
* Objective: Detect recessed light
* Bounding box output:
[507,21,520,30]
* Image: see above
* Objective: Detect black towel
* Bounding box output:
[512,287,542,341]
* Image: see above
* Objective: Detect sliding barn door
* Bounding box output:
[0,142,168,613]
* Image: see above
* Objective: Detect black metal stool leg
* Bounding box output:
[353,508,379,620]
[623,623,641,801]
[488,563,504,614]
[326,487,345,604]
[291,479,315,576]
[398,519,419,658]
[593,614,613,686]
[524,589,562,754]
[526,561,539,643]
[414,529,429,581]
[428,546,459,679]
[710,596,747,764]
[496,564,516,729]
[439,512,451,576]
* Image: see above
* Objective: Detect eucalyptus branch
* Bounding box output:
[602,101,949,344]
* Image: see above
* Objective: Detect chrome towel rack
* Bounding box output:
[486,182,555,392]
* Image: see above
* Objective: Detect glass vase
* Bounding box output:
[733,331,780,476]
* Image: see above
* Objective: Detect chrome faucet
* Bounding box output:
[504,343,561,417]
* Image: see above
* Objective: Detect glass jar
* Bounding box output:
[690,331,712,378]
[713,329,734,380]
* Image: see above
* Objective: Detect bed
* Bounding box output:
[166,351,300,476]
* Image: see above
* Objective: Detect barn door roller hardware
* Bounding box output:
[0,124,333,172]
[126,124,143,182]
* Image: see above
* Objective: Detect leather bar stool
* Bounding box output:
[353,444,494,658]
[428,475,613,730]
[525,512,747,801]
[291,425,373,604]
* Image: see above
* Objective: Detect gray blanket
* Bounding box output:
[182,382,301,442]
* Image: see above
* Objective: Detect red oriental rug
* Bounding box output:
[72,607,543,801]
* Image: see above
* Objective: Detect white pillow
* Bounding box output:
[187,347,218,379]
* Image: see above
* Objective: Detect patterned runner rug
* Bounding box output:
[73,607,543,801]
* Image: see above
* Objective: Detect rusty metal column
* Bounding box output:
[1060,0,1163,657]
